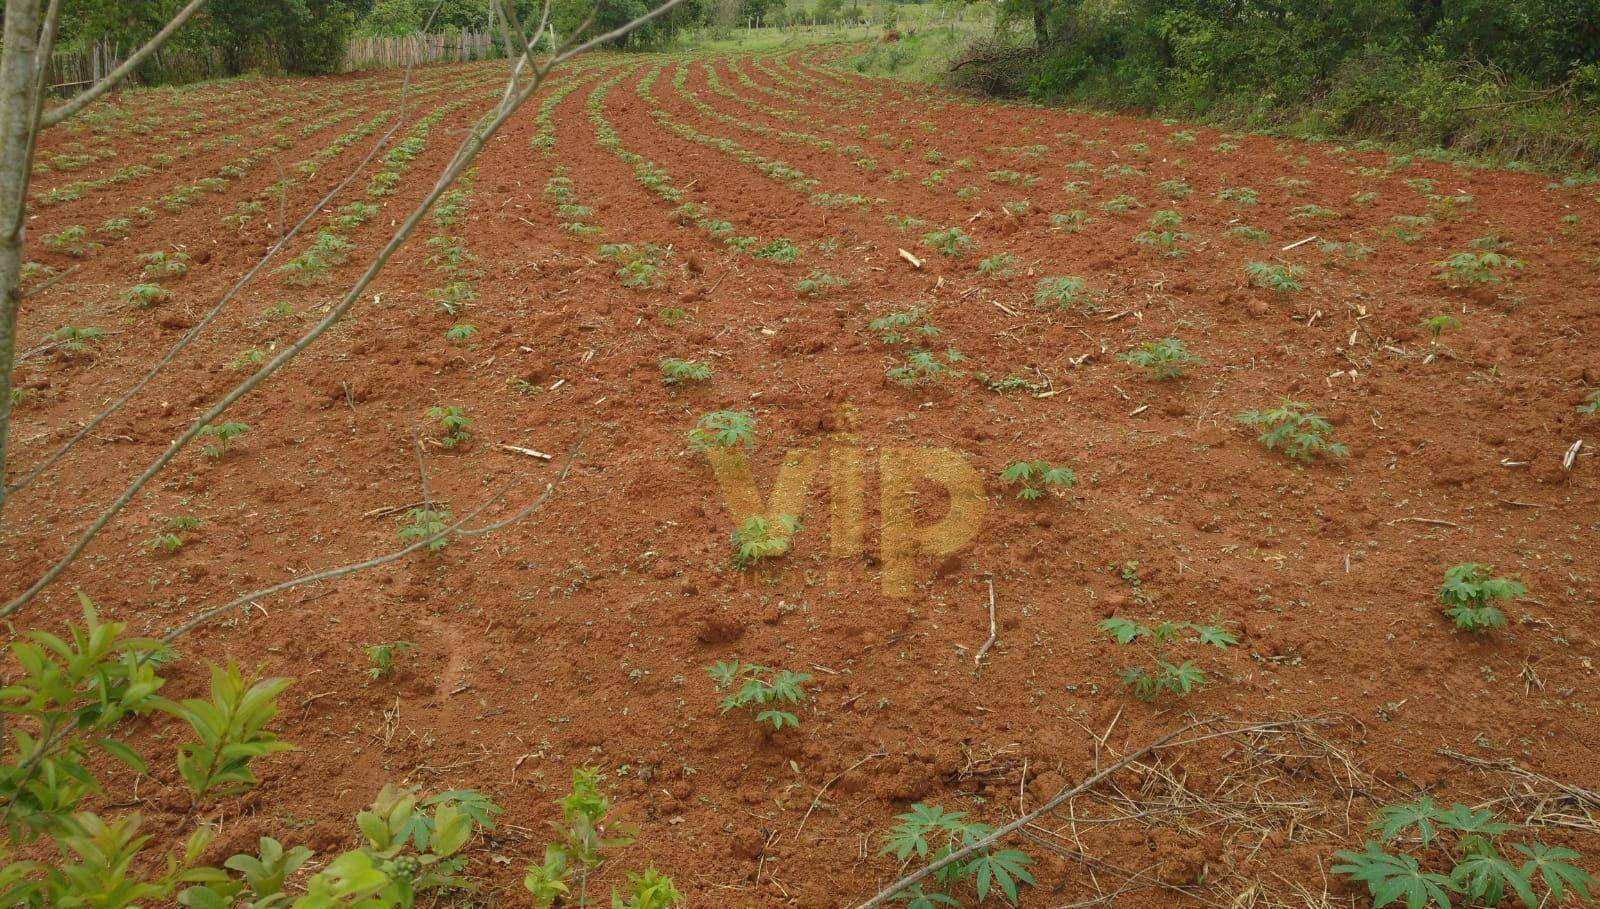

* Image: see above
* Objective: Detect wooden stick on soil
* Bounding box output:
[974,578,997,666]
[793,751,888,840]
[1386,516,1460,528]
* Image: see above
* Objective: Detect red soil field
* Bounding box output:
[5,43,1599,908]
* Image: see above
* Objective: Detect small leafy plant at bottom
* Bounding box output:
[427,405,472,448]
[1119,337,1200,380]
[444,323,478,343]
[523,769,682,909]
[1098,616,1236,703]
[880,804,1036,908]
[199,421,247,459]
[730,513,800,568]
[999,460,1076,500]
[365,640,417,679]
[1236,401,1348,463]
[1333,796,1593,909]
[705,659,812,730]
[659,356,712,385]
[1437,563,1525,632]
[145,515,201,554]
[688,410,756,450]
[399,506,451,552]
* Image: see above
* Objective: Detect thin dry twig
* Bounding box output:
[974,577,998,666]
[794,751,888,839]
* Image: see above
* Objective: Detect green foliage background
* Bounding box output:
[858,0,1600,168]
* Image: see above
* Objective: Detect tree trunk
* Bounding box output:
[1032,2,1048,47]
[0,0,45,521]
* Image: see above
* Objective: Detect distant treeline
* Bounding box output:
[954,0,1600,167]
[42,0,909,85]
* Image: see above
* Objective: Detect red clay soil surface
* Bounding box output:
[5,43,1600,908]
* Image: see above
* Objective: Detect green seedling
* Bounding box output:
[398,506,451,552]
[427,405,471,448]
[1421,314,1460,341]
[41,225,96,257]
[445,323,478,342]
[1098,617,1236,703]
[1438,563,1524,632]
[999,460,1076,501]
[880,804,1036,907]
[1244,261,1304,293]
[921,226,973,258]
[1236,401,1347,463]
[688,410,756,450]
[199,421,247,459]
[1119,338,1201,380]
[886,349,965,387]
[365,641,417,679]
[1435,250,1524,288]
[1033,276,1095,310]
[145,515,201,554]
[705,660,812,730]
[50,325,103,354]
[227,348,266,371]
[137,249,190,280]
[659,357,712,385]
[794,272,845,296]
[523,769,676,909]
[1049,210,1089,232]
[124,283,168,308]
[754,238,802,264]
[1334,798,1593,909]
[976,253,1015,278]
[1218,186,1258,205]
[869,308,939,345]
[1225,226,1268,244]
[730,514,800,568]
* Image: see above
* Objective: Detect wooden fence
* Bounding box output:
[344,31,498,72]
[46,39,131,95]
[41,30,497,95]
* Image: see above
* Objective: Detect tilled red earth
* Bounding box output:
[4,44,1599,908]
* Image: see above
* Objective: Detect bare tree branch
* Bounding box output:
[39,0,209,128]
